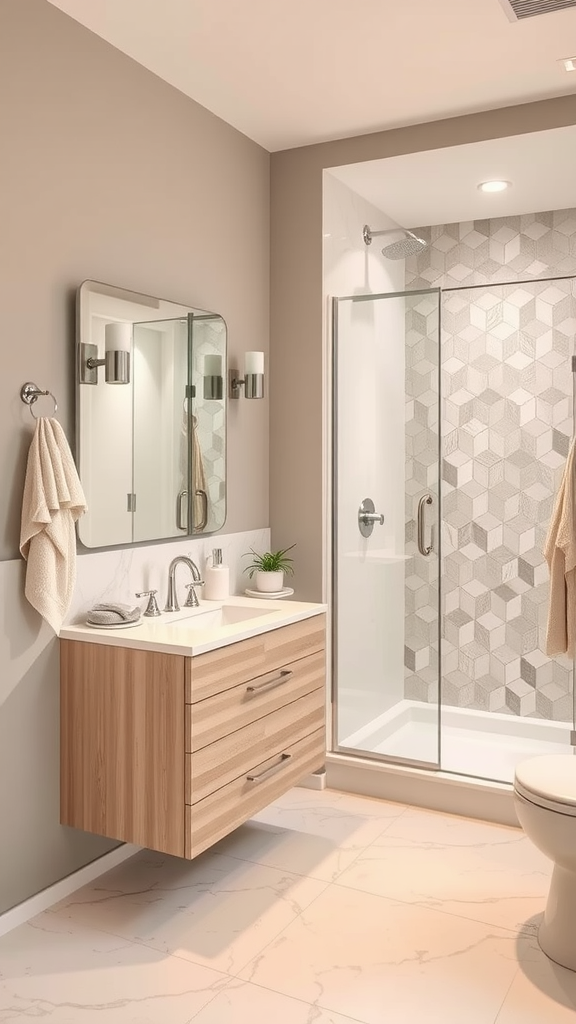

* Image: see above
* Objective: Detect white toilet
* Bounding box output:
[514,755,576,972]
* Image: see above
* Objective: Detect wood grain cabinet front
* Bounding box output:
[185,648,325,751]
[185,728,325,860]
[60,614,326,860]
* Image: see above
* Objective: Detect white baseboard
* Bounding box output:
[0,843,140,938]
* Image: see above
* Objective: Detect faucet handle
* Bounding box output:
[184,581,205,608]
[135,590,161,617]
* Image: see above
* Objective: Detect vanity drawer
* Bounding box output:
[185,614,325,703]
[186,686,325,803]
[185,649,324,752]
[185,727,325,859]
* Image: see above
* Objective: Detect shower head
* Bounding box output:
[362,224,427,260]
[381,231,427,260]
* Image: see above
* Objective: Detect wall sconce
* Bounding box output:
[203,354,224,400]
[79,322,132,385]
[229,351,265,399]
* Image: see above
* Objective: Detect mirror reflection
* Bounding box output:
[76,281,226,548]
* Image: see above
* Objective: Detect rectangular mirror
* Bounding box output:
[76,281,226,548]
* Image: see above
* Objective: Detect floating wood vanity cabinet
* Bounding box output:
[60,614,326,860]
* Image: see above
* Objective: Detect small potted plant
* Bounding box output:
[243,544,295,593]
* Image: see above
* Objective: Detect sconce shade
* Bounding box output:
[105,322,132,353]
[245,351,264,375]
[204,354,223,376]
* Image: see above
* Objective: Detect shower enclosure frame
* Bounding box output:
[330,273,576,781]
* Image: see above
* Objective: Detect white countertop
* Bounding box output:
[60,596,327,656]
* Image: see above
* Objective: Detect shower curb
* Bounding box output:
[326,752,518,827]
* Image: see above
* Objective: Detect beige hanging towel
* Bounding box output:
[180,411,209,532]
[544,438,576,657]
[20,418,87,634]
[191,415,209,532]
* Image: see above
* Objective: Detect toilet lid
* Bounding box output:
[514,755,576,816]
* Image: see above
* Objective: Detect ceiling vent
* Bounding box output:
[500,0,576,19]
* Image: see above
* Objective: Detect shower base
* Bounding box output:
[339,700,572,784]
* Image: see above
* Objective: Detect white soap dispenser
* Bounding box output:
[204,548,230,601]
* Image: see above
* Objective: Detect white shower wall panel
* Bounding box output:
[335,299,405,734]
[133,328,167,542]
[324,171,406,742]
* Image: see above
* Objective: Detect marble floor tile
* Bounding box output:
[212,788,407,882]
[335,806,551,934]
[193,977,366,1024]
[496,956,576,1022]
[5,788,573,1024]
[238,883,523,1024]
[48,848,327,977]
[0,912,228,1023]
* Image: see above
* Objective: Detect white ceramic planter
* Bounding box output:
[254,570,284,593]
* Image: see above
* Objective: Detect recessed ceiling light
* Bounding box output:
[477,180,511,193]
[559,56,576,72]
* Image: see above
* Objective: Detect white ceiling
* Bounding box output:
[329,126,576,226]
[46,0,576,152]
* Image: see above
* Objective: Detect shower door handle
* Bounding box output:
[176,490,188,531]
[417,494,433,556]
[195,489,209,531]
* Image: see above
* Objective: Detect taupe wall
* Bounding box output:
[1,0,270,561]
[0,0,269,913]
[270,96,576,602]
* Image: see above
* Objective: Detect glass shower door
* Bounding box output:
[333,288,441,768]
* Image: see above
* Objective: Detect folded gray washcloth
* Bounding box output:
[87,602,141,625]
[93,602,140,619]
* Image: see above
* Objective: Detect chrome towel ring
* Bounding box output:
[20,382,58,419]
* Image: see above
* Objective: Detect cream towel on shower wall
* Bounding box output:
[544,437,576,657]
[180,411,209,532]
[20,418,87,634]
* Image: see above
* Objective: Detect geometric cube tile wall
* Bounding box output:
[404,292,442,708]
[404,209,576,721]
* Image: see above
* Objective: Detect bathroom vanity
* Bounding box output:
[59,599,326,859]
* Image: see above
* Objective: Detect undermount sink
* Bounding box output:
[168,603,271,631]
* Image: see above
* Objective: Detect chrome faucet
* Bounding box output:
[165,556,204,611]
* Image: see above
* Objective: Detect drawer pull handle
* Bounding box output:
[246,669,293,695]
[247,752,292,784]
